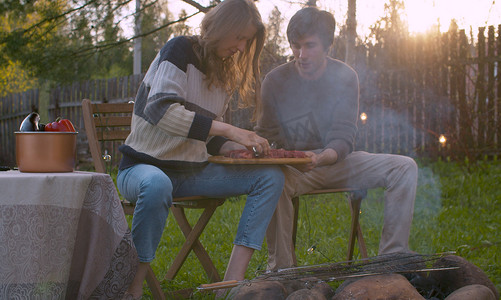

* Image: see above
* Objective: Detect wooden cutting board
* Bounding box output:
[208,156,312,165]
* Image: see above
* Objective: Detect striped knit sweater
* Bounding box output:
[119,36,230,171]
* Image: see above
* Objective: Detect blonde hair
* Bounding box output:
[194,0,265,119]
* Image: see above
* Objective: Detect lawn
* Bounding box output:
[118,158,500,299]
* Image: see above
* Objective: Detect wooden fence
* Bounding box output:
[353,25,501,159]
[1,25,500,168]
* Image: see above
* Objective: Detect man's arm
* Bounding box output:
[312,148,338,166]
[254,75,286,147]
[294,148,338,172]
[322,64,360,162]
[300,63,359,171]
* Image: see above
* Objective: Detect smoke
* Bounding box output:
[415,165,443,216]
[355,57,459,159]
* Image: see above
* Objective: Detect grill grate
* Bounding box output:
[198,252,459,291]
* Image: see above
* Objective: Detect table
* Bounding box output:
[0,171,138,299]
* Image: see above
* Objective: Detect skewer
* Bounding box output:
[198,280,241,291]
[197,252,459,292]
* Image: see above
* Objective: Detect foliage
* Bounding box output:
[78,0,133,80]
[0,0,210,92]
[137,0,180,72]
[367,0,408,45]
[0,59,36,97]
[170,9,192,37]
[112,159,500,299]
[0,0,133,84]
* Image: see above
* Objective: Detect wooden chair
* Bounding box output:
[292,188,368,262]
[82,99,226,299]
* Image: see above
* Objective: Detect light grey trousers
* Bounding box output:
[266,151,418,270]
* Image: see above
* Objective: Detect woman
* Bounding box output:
[117,0,284,298]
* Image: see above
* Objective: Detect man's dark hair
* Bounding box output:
[286,6,336,50]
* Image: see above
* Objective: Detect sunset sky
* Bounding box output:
[161,0,501,37]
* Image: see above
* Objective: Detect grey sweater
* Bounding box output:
[255,58,359,161]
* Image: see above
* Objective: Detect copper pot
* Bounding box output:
[15,132,78,172]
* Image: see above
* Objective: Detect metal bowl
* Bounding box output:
[15,131,78,172]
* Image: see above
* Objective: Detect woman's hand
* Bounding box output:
[219,141,246,156]
[210,120,270,156]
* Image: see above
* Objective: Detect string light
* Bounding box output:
[360,112,367,125]
[439,134,447,146]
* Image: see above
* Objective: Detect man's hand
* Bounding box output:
[293,151,317,172]
[294,149,338,172]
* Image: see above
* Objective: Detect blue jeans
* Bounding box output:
[117,163,284,262]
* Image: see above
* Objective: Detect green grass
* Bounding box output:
[116,159,500,299]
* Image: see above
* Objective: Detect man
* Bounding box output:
[255,6,418,270]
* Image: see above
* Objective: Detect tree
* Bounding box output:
[0,6,38,96]
[367,0,408,47]
[0,0,133,84]
[78,1,133,79]
[0,60,36,97]
[0,0,222,95]
[345,0,357,66]
[171,9,192,37]
[0,0,212,84]
[138,0,174,72]
[260,6,288,76]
